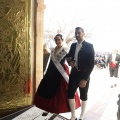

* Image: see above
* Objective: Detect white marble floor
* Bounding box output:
[2,69,119,120]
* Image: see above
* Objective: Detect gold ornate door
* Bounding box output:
[0,0,33,117]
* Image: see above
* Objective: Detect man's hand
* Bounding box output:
[79,80,87,88]
[106,66,108,70]
[112,61,118,64]
[70,61,75,68]
[114,61,118,64]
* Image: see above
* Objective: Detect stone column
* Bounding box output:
[35,0,46,90]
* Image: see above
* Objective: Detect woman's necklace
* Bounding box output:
[54,46,63,56]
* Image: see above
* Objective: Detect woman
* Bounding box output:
[34,34,80,113]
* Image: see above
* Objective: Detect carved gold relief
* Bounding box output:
[0,0,32,117]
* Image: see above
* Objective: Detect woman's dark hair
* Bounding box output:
[54,34,63,41]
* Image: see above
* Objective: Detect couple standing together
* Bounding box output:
[34,27,95,120]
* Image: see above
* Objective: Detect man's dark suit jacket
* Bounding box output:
[66,41,95,81]
[106,53,120,67]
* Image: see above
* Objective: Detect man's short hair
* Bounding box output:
[75,27,84,33]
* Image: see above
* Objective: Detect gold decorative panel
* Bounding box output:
[0,0,32,117]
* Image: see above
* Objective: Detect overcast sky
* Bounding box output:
[44,0,120,52]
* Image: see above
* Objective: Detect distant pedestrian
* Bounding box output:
[106,49,120,88]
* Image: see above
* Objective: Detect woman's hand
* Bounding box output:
[70,61,75,68]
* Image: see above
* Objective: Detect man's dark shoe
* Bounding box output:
[111,85,113,88]
[75,118,82,120]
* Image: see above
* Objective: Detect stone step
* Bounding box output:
[1,106,68,120]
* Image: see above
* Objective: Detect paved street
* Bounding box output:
[60,68,120,120]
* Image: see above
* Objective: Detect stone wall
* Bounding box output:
[35,0,46,90]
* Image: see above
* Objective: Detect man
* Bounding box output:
[67,27,95,120]
[106,49,120,88]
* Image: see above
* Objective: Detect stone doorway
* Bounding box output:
[0,0,45,117]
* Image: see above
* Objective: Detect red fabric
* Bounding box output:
[24,79,32,94]
[34,64,81,113]
[110,62,116,68]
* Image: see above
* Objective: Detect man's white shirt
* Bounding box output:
[112,53,116,62]
[74,41,84,68]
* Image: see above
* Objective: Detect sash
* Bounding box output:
[51,46,69,83]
